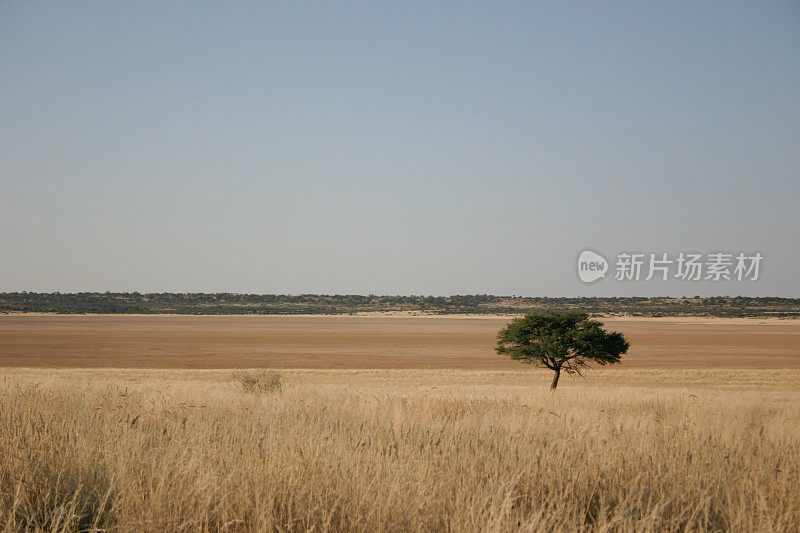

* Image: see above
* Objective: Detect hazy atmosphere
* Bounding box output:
[2,1,798,296]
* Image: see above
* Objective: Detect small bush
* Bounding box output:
[232,368,283,393]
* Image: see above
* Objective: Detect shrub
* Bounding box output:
[232,368,283,393]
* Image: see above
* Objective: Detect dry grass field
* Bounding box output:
[1,316,799,531]
[1,368,799,531]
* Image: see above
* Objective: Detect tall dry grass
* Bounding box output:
[0,369,798,531]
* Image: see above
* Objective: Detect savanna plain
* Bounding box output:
[1,316,799,531]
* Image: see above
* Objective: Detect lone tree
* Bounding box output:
[496,311,629,389]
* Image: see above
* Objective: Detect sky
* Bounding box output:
[1,1,798,297]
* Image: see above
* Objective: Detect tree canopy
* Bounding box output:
[496,311,629,389]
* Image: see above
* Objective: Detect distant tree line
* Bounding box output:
[1,293,799,317]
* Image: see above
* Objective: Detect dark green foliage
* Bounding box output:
[0,293,798,317]
[496,311,629,389]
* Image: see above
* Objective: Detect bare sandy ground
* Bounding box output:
[1,314,798,369]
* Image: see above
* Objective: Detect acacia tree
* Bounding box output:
[496,311,629,389]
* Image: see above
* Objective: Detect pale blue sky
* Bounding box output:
[1,1,798,296]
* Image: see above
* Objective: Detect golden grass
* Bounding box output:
[0,369,798,531]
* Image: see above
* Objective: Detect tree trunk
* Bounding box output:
[550,367,561,390]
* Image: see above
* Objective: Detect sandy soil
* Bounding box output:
[1,314,798,369]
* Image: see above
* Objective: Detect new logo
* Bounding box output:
[577,250,608,283]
